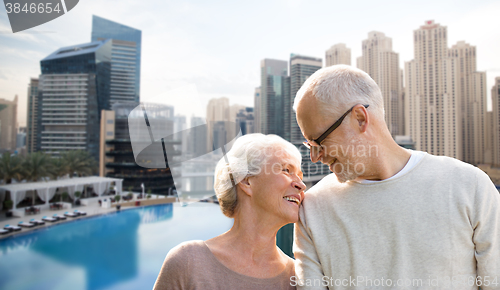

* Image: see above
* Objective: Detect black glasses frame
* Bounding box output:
[303,104,369,149]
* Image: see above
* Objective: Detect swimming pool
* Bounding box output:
[0,202,233,290]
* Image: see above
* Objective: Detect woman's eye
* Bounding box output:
[283,168,290,173]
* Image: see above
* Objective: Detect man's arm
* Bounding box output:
[293,206,328,290]
[473,169,500,290]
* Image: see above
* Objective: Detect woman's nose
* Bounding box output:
[293,179,306,192]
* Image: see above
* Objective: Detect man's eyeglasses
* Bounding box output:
[303,104,369,150]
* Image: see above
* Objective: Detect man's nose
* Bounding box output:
[310,146,323,163]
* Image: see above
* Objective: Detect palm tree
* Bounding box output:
[50,157,68,180]
[23,152,53,205]
[62,150,97,178]
[0,152,24,184]
[61,150,97,198]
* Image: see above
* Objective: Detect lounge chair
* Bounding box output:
[0,228,9,235]
[42,216,58,222]
[18,221,36,228]
[4,224,21,232]
[53,214,66,220]
[74,210,87,216]
[64,211,78,218]
[30,218,45,225]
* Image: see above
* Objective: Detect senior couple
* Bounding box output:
[154,65,500,289]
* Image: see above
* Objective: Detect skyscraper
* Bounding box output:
[0,96,18,151]
[206,97,230,151]
[325,43,351,66]
[405,20,488,164]
[405,20,460,159]
[91,15,142,105]
[288,54,328,180]
[289,54,322,144]
[492,77,500,167]
[358,31,403,135]
[38,40,112,160]
[449,41,487,165]
[26,78,38,153]
[260,59,288,135]
[254,87,261,133]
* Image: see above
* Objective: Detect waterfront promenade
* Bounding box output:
[0,195,177,239]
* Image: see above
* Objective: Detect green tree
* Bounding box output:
[61,150,97,178]
[61,150,97,198]
[50,157,68,180]
[23,152,53,182]
[0,152,24,184]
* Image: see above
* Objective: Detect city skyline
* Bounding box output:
[1,1,500,127]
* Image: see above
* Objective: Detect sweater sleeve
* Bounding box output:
[153,243,192,290]
[293,204,328,290]
[472,169,500,289]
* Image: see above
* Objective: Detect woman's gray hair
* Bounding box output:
[292,65,385,122]
[214,133,301,218]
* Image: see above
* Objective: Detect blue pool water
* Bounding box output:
[0,203,233,290]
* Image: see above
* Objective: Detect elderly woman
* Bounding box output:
[154,134,306,290]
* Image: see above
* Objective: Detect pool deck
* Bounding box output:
[0,195,179,239]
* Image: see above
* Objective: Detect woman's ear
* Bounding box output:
[238,176,252,197]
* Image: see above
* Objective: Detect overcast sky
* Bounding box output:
[1,0,499,127]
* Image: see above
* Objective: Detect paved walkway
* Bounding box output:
[0,195,210,239]
[0,202,125,239]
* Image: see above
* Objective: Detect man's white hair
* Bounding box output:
[292,65,384,121]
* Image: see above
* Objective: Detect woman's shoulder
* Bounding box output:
[166,240,208,262]
[154,241,209,289]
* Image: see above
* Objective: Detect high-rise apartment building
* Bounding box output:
[0,96,18,151]
[485,111,494,165]
[449,41,487,165]
[405,21,488,164]
[358,31,403,135]
[206,98,248,151]
[405,20,461,159]
[206,97,230,151]
[254,87,261,133]
[289,54,322,144]
[91,15,142,105]
[260,59,288,136]
[492,77,500,166]
[288,54,329,180]
[38,40,112,160]
[26,78,39,153]
[325,43,351,66]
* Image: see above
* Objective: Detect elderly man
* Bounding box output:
[292,65,500,289]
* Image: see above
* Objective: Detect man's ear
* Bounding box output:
[352,105,369,133]
[238,177,252,197]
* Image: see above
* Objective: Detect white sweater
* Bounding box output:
[293,153,500,289]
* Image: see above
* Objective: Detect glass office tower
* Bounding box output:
[38,40,112,160]
[91,15,142,104]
